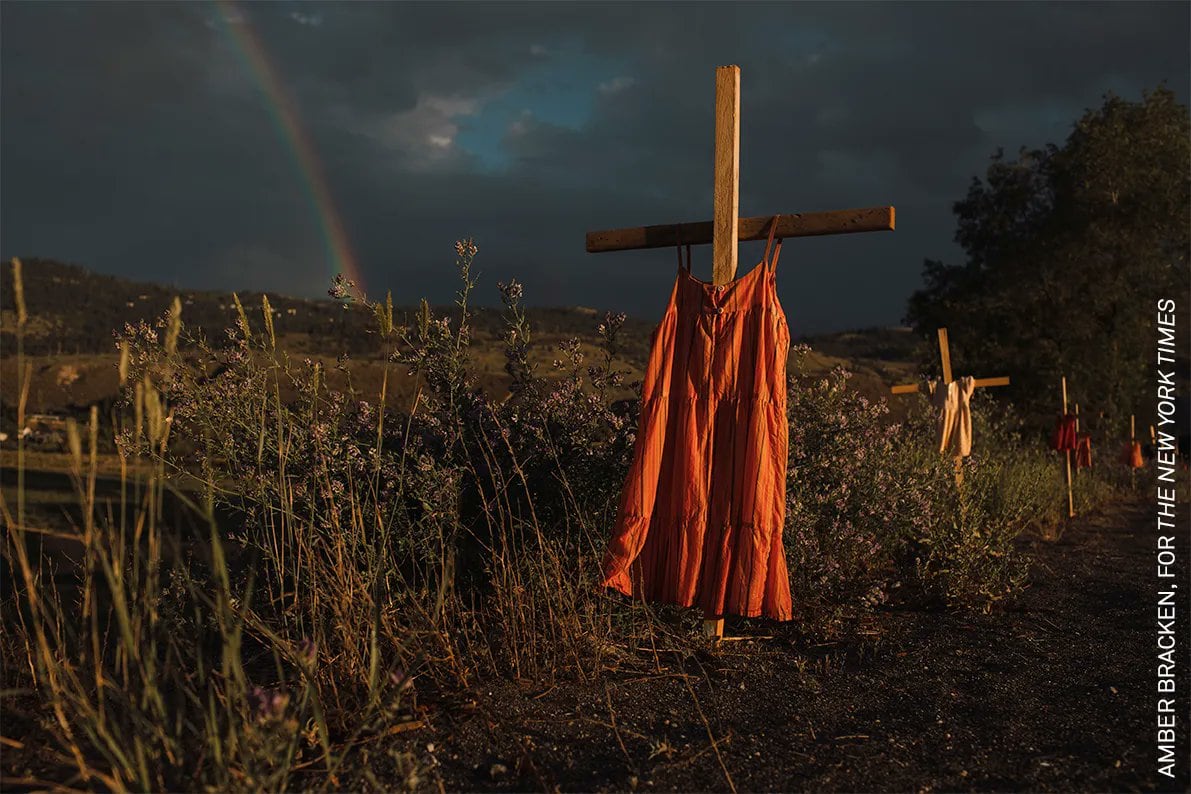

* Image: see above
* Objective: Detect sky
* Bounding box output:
[2,1,1188,335]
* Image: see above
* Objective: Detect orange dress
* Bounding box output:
[1129,441,1144,469]
[601,219,793,621]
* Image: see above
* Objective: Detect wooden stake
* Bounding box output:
[937,328,953,385]
[1131,414,1137,488]
[934,328,967,483]
[1062,376,1074,518]
[1073,402,1080,478]
[712,65,741,286]
[702,66,743,640]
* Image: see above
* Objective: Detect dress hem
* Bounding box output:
[599,573,793,622]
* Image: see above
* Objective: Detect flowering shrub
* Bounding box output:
[783,351,952,627]
[491,276,635,535]
[895,393,1058,607]
[782,355,1071,621]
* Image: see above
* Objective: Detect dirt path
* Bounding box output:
[420,499,1190,792]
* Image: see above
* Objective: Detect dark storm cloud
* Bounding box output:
[2,1,1187,332]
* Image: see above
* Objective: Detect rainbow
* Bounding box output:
[213,0,364,294]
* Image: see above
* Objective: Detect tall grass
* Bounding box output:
[4,246,640,788]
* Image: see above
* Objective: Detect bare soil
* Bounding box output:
[397,499,1189,793]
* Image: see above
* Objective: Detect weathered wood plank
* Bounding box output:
[586,206,895,254]
[937,328,953,386]
[890,376,1010,395]
[1062,375,1074,518]
[712,65,741,286]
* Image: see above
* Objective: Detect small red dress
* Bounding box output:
[1122,441,1144,469]
[1050,415,1078,453]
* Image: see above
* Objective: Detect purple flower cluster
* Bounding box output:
[249,686,290,722]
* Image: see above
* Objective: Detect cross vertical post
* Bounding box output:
[1131,413,1137,489]
[712,65,741,286]
[937,328,962,484]
[703,66,741,641]
[1075,402,1083,477]
[1061,376,1074,518]
[937,328,953,386]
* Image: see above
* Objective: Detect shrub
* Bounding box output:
[784,351,944,629]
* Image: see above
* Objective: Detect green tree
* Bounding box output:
[907,86,1190,434]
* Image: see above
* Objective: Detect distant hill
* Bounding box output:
[0,258,660,358]
[792,326,925,383]
[1,258,918,416]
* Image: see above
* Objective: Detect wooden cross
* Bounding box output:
[890,327,1010,485]
[585,65,895,641]
[1074,401,1082,472]
[1130,413,1138,488]
[1060,375,1074,518]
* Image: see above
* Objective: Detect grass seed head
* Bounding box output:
[11,257,27,326]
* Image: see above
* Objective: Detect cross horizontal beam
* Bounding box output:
[890,376,1011,395]
[586,206,895,254]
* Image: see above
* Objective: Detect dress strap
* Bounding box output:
[675,231,691,273]
[763,215,784,272]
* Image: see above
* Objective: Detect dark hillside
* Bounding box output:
[1,260,917,417]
